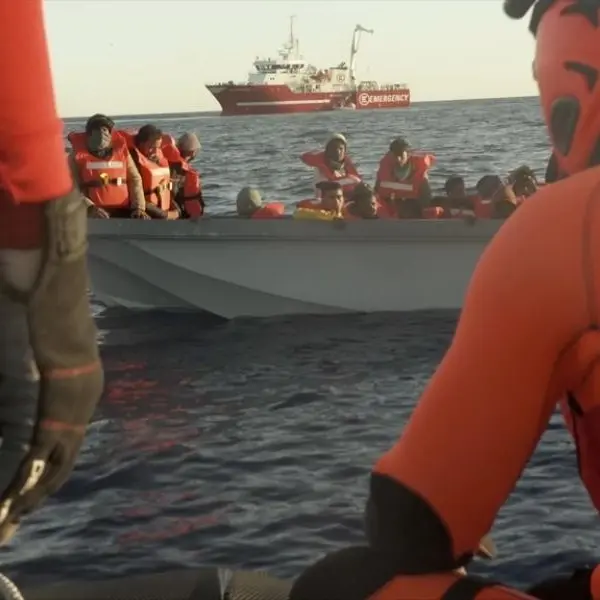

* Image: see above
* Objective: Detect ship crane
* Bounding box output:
[281,15,300,61]
[349,25,373,87]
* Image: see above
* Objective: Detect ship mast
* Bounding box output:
[349,24,373,87]
[288,15,299,58]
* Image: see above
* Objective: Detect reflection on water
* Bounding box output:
[1,308,598,592]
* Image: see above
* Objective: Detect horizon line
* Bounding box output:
[61,94,539,121]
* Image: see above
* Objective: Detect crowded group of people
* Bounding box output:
[69,113,204,220]
[279,133,541,221]
[71,112,543,224]
[6,1,600,599]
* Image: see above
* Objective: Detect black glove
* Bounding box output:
[526,567,594,600]
[0,188,103,543]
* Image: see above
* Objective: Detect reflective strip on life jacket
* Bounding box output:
[85,161,125,169]
[150,166,171,179]
[379,181,414,192]
[69,130,130,208]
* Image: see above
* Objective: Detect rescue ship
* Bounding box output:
[206,18,411,116]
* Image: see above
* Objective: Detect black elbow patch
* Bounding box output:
[366,473,466,573]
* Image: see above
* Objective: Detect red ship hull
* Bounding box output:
[206,84,410,116]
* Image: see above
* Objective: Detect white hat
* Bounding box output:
[327,133,347,146]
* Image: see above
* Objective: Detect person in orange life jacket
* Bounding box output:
[345,183,394,219]
[508,165,540,198]
[130,124,180,220]
[67,113,148,219]
[291,1,600,598]
[344,183,379,219]
[475,174,518,219]
[300,133,362,200]
[374,137,433,219]
[440,175,477,218]
[164,132,204,218]
[305,180,344,215]
[236,187,285,219]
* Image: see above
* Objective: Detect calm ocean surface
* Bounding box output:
[6,98,599,593]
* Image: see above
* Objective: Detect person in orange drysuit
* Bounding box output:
[0,0,103,550]
[289,1,600,599]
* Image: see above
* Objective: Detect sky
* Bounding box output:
[43,0,538,117]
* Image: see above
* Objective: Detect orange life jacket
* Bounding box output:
[300,150,361,197]
[117,130,171,211]
[473,195,493,219]
[67,131,129,209]
[376,152,435,201]
[425,195,478,220]
[297,198,321,210]
[251,202,285,219]
[161,134,203,217]
[134,149,171,211]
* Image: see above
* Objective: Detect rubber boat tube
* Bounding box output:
[19,567,292,600]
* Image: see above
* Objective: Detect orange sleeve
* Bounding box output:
[373,191,588,560]
[0,0,71,204]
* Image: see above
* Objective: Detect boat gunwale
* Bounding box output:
[87,217,503,243]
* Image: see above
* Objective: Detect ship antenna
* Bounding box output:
[289,15,296,49]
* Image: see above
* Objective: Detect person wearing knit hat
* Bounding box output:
[300,133,362,200]
[177,132,201,162]
[67,113,147,219]
[236,187,285,219]
[160,131,204,218]
[236,187,263,217]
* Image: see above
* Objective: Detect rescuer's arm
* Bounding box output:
[368,194,583,566]
[0,1,103,544]
[0,1,71,202]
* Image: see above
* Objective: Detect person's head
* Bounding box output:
[135,124,163,160]
[177,132,201,161]
[495,184,518,206]
[444,175,466,199]
[475,175,504,200]
[509,165,539,197]
[85,113,115,151]
[317,180,344,213]
[348,183,378,218]
[389,137,410,167]
[236,187,262,217]
[324,134,347,164]
[504,0,600,176]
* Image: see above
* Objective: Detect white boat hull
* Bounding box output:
[87,218,503,319]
